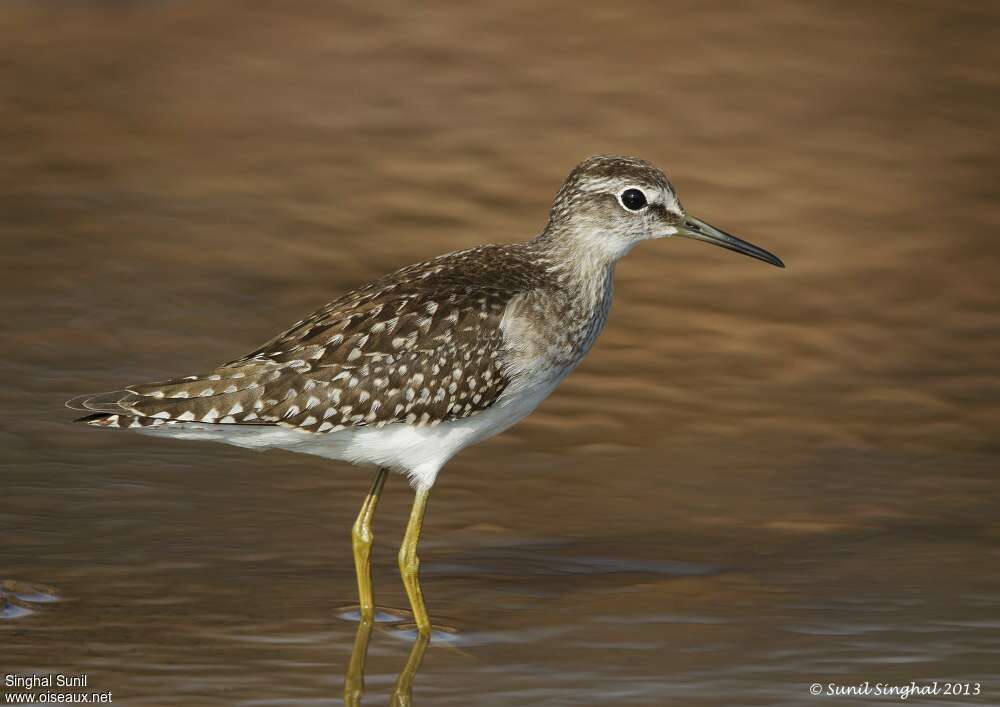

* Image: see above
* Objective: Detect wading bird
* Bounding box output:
[69,156,784,635]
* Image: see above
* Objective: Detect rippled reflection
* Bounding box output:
[344,618,429,707]
[343,618,373,707]
[390,632,429,707]
[0,580,60,620]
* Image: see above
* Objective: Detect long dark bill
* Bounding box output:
[678,216,785,268]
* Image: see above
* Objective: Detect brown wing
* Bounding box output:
[71,244,550,433]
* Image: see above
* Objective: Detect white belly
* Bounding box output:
[141,373,564,490]
[310,374,562,488]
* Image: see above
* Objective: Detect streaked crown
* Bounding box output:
[541,155,686,260]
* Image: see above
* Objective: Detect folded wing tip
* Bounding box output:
[65,389,134,414]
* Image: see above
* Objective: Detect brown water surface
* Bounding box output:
[2,2,999,705]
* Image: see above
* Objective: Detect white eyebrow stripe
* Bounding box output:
[662,187,681,213]
[578,176,680,213]
[578,176,660,197]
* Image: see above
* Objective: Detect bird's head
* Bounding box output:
[544,155,784,268]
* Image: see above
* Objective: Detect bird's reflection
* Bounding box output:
[344,617,429,707]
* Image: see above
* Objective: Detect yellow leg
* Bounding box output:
[343,616,374,707]
[390,630,429,707]
[352,467,388,619]
[398,488,432,635]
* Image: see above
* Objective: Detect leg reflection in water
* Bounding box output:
[390,631,429,707]
[344,618,429,707]
[343,617,374,707]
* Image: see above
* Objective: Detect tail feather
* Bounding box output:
[67,362,291,429]
[74,412,179,429]
[65,390,136,414]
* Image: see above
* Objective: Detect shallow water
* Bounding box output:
[2,2,999,705]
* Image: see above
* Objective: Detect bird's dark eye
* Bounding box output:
[620,188,647,211]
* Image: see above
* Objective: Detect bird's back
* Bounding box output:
[69,243,559,436]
